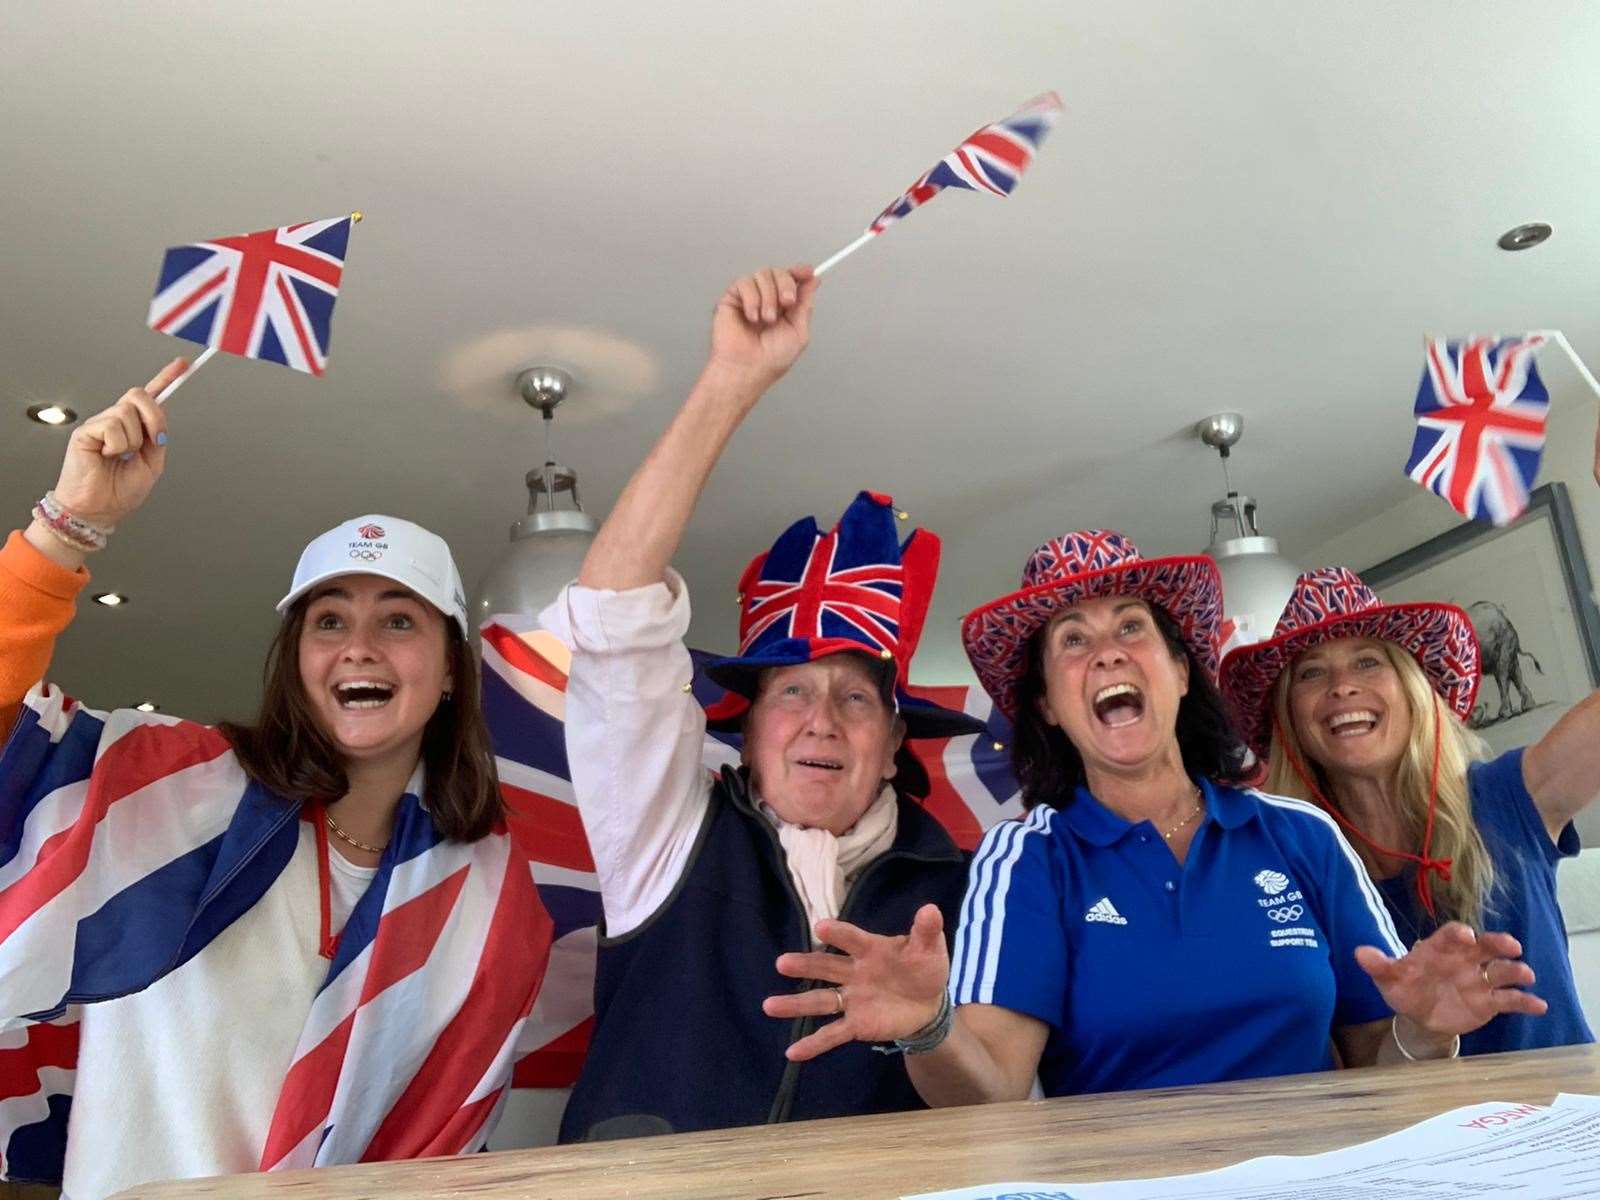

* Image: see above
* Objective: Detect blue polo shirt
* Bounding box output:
[950,777,1404,1097]
[1376,747,1594,1056]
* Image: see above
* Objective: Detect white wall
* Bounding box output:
[1300,381,1600,847]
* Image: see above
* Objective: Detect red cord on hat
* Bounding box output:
[1271,702,1451,919]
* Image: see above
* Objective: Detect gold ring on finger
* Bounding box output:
[831,986,846,1015]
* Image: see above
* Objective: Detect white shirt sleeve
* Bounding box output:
[539,569,715,938]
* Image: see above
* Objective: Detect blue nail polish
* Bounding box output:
[156,432,168,446]
[120,452,135,462]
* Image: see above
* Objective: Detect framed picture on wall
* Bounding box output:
[1362,482,1600,758]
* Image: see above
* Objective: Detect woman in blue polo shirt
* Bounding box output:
[763,531,1546,1101]
[1220,566,1597,1055]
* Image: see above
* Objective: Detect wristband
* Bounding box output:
[873,990,954,1057]
[31,492,113,553]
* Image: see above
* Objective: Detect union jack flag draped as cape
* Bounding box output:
[482,616,1022,1090]
[1405,334,1550,526]
[867,92,1062,236]
[0,623,1022,1177]
[0,684,553,1184]
[147,215,354,377]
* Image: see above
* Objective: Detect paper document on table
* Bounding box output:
[906,1094,1600,1199]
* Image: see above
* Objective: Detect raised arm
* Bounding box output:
[578,266,817,591]
[1520,693,1600,841]
[1519,415,1600,839]
[3,359,183,733]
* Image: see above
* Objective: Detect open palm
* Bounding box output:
[763,903,950,1062]
[1356,923,1547,1036]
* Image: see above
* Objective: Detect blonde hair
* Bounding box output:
[1263,641,1495,929]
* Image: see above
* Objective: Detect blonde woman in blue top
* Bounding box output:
[1221,566,1597,1057]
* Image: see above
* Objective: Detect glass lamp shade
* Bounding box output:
[1204,494,1301,648]
[1208,533,1301,649]
[472,509,599,640]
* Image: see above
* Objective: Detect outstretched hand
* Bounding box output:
[762,903,949,1062]
[1356,922,1547,1036]
[707,265,819,393]
[50,358,186,531]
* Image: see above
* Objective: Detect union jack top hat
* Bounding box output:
[1219,566,1481,757]
[961,530,1224,720]
[701,491,984,739]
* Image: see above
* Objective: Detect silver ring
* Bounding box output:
[831,986,846,1015]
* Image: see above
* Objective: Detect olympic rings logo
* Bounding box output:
[1268,905,1304,923]
[348,549,382,561]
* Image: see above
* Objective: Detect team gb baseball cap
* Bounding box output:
[276,514,470,636]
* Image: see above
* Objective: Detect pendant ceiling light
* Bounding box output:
[1196,412,1302,649]
[472,367,600,639]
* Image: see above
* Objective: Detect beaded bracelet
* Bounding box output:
[31,492,113,553]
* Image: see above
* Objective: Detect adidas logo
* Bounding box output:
[1085,897,1128,925]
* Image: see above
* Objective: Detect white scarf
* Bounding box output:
[760,784,900,941]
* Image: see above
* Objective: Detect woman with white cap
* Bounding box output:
[0,359,553,1196]
[1220,566,1598,1055]
[763,530,1546,1103]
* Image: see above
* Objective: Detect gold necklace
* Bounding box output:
[325,810,388,854]
[1162,785,1204,841]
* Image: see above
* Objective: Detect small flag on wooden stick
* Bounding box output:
[814,93,1063,276]
[147,213,361,400]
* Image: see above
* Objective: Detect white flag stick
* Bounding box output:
[1538,330,1600,402]
[814,231,876,277]
[155,345,218,405]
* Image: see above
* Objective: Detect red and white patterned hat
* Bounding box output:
[1218,566,1481,757]
[960,530,1224,720]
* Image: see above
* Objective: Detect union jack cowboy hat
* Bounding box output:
[1219,566,1481,757]
[701,490,984,738]
[961,530,1224,720]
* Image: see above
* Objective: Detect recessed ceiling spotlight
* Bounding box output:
[92,592,129,607]
[1497,222,1552,251]
[26,404,78,426]
[133,701,160,713]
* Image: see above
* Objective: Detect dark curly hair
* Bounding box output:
[1009,602,1250,809]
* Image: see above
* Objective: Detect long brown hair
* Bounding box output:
[219,597,503,842]
[1264,641,1494,927]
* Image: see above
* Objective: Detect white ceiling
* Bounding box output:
[4,1,1599,721]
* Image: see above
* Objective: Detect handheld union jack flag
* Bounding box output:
[1405,334,1550,525]
[147,215,356,377]
[813,93,1062,275]
[869,92,1063,235]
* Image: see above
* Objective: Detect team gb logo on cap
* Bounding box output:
[358,523,385,540]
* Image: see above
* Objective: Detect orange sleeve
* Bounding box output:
[0,529,90,736]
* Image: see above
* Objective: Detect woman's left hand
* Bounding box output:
[1356,923,1548,1036]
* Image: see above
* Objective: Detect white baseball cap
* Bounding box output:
[276,514,470,636]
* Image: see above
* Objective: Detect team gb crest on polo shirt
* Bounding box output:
[1254,869,1290,898]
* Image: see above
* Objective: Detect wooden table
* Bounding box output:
[119,1044,1600,1199]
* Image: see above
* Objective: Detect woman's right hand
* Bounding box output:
[762,903,951,1061]
[49,358,186,533]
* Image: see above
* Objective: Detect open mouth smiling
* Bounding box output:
[1092,682,1145,728]
[1325,709,1380,738]
[334,680,396,710]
